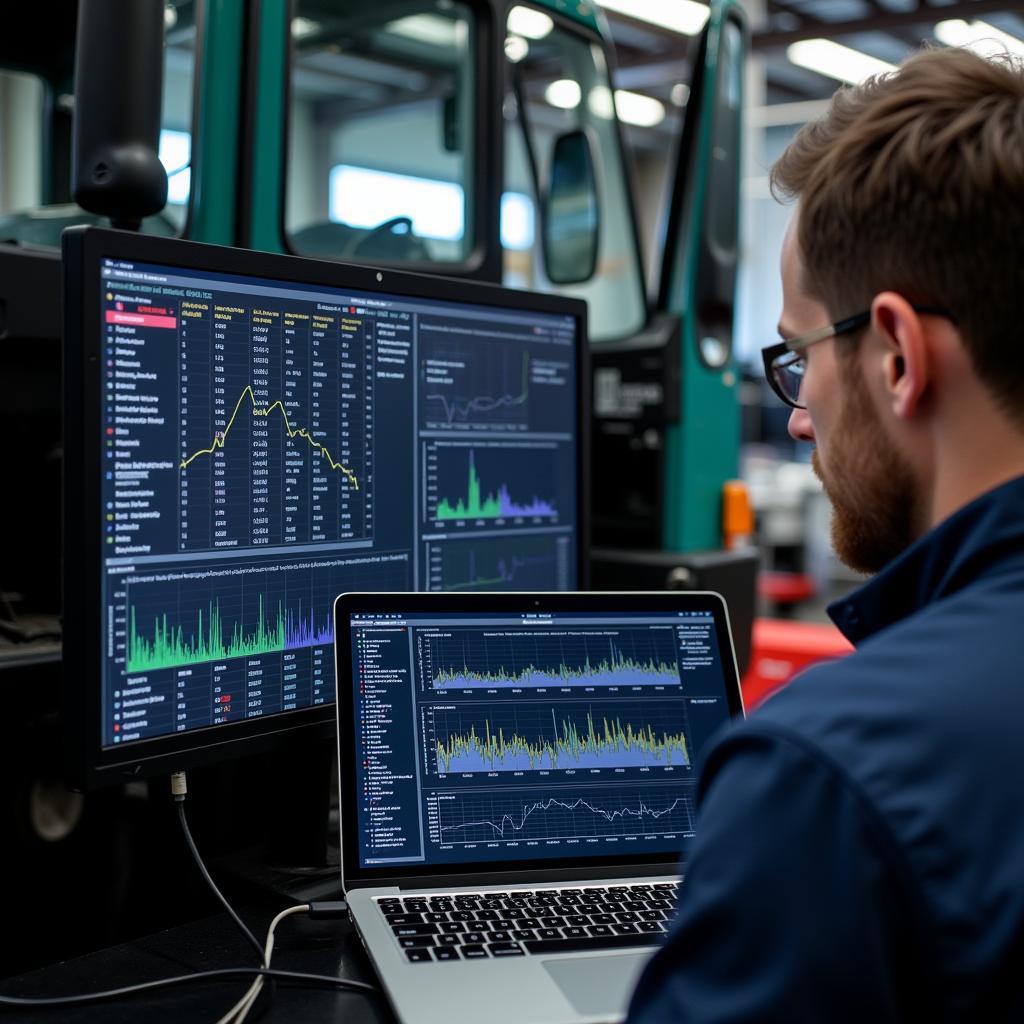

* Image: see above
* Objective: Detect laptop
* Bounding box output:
[333,591,744,1024]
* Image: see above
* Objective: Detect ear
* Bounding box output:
[870,291,930,420]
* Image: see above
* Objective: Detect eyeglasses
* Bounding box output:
[761,305,954,409]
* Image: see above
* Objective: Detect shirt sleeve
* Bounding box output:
[626,728,922,1024]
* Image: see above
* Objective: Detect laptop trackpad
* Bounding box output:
[542,953,651,1017]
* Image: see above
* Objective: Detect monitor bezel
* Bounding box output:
[333,590,743,890]
[62,226,590,791]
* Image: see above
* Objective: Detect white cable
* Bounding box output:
[215,904,311,1024]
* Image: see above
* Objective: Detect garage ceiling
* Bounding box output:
[602,0,1024,106]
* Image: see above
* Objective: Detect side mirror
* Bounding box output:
[543,130,599,285]
[72,0,167,230]
[442,94,460,152]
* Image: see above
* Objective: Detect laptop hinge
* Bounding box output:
[394,863,683,891]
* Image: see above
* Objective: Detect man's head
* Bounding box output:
[770,47,1024,573]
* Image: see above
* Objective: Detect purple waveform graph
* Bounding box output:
[497,484,556,518]
[284,607,334,650]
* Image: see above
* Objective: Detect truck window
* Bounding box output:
[286,0,475,265]
[159,3,198,232]
[0,71,45,218]
[504,12,646,342]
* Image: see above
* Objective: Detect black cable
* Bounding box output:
[0,622,63,643]
[176,802,266,962]
[0,966,378,1010]
[0,588,19,622]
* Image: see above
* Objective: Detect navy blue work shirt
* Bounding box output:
[628,474,1024,1022]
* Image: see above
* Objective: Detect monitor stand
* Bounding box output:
[209,740,342,905]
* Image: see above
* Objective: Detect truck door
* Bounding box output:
[500,1,746,553]
[499,3,647,344]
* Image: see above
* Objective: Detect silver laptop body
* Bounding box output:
[333,591,744,1024]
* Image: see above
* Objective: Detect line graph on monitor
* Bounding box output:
[429,784,695,845]
[418,335,572,434]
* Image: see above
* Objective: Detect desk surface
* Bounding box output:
[1,906,397,1023]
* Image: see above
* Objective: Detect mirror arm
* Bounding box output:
[510,63,545,230]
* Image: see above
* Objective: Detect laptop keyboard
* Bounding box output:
[377,882,679,963]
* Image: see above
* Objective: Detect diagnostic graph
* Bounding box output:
[180,386,360,489]
[424,441,565,525]
[124,552,409,674]
[418,331,574,434]
[429,701,691,773]
[126,597,334,673]
[430,785,695,844]
[421,627,681,691]
[424,534,572,592]
[422,350,530,431]
[436,449,554,520]
[177,302,374,551]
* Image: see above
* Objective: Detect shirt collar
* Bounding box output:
[828,474,1024,645]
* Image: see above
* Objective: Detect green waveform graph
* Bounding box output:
[125,597,334,674]
[434,706,690,773]
[434,449,556,521]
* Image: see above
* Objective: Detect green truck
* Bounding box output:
[0,0,747,972]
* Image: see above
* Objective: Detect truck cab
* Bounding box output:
[0,0,748,974]
[1,0,747,564]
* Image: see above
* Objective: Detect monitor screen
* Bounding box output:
[335,598,745,880]
[341,602,738,875]
[63,228,587,787]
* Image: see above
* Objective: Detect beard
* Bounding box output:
[811,369,922,575]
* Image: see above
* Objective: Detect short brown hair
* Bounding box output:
[772,47,1024,420]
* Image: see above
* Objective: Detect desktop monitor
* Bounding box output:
[62,227,588,789]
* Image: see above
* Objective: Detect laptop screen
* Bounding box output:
[346,605,738,871]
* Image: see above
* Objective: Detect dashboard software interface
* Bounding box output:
[349,609,734,868]
[99,257,578,748]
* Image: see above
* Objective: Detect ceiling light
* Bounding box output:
[614,89,665,127]
[545,79,582,109]
[291,16,319,39]
[599,0,709,36]
[588,86,615,119]
[670,82,690,107]
[787,38,897,85]
[935,19,1024,59]
[164,4,178,30]
[504,35,530,62]
[388,14,458,47]
[507,5,553,40]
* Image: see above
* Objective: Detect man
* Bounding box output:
[628,46,1024,1022]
